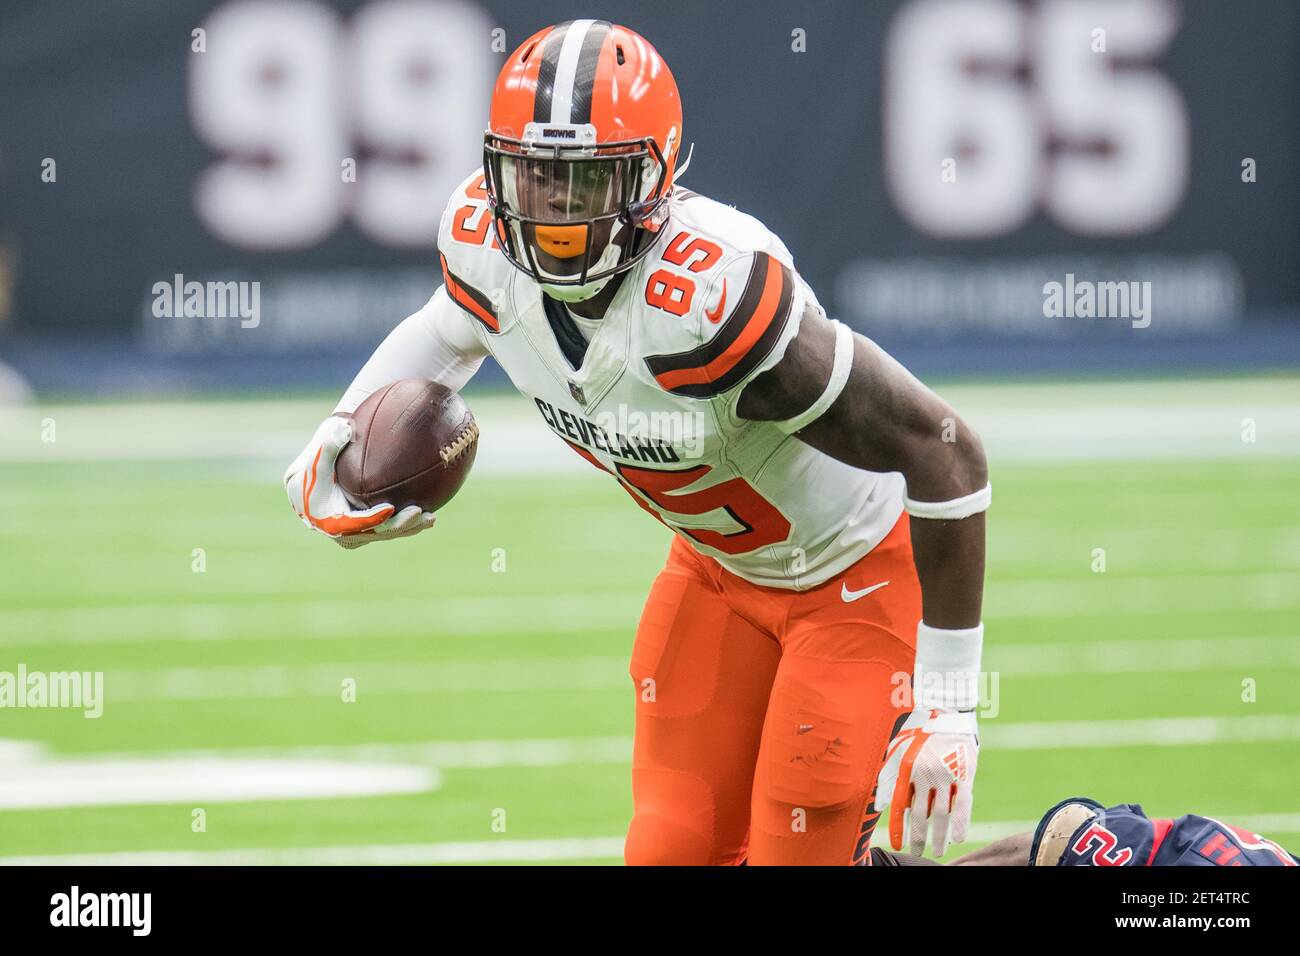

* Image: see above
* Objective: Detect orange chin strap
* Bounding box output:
[533,224,588,259]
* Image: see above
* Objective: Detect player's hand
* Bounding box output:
[875,708,979,858]
[331,504,437,549]
[283,416,436,548]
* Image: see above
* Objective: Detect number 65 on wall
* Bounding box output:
[884,0,1189,239]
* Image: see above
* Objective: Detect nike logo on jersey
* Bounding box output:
[704,279,727,323]
[841,580,889,602]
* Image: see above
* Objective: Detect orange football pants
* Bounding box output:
[624,512,922,866]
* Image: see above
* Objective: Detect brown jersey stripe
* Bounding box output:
[645,253,795,397]
[440,253,499,332]
[647,254,771,380]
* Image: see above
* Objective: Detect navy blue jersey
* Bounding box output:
[1032,797,1298,867]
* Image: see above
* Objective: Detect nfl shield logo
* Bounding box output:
[568,381,586,406]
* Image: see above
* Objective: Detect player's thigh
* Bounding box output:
[748,516,923,862]
[747,642,909,865]
[625,553,780,866]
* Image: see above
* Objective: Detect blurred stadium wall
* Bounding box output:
[0,0,1296,396]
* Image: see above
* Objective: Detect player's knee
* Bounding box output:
[755,786,858,832]
[752,769,865,847]
[761,732,870,814]
[624,812,716,866]
[626,766,745,865]
[750,736,875,846]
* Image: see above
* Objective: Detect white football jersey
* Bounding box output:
[435,169,904,590]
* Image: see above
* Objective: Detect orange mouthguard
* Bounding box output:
[533,224,589,259]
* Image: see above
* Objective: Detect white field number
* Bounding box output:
[885,0,1188,238]
[189,0,494,249]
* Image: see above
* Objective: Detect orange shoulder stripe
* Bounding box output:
[440,253,500,332]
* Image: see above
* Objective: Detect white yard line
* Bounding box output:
[6,812,1300,865]
[84,736,636,768]
[2,380,1299,465]
[0,837,628,866]
[986,571,1300,618]
[35,714,1300,770]
[101,656,632,702]
[3,571,1299,648]
[0,591,647,646]
[0,757,440,810]
[69,635,1300,703]
[988,527,1300,571]
[6,715,1289,816]
[0,715,1287,814]
[987,715,1300,749]
[987,634,1300,674]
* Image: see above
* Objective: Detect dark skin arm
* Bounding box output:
[737,302,987,629]
[873,832,1032,865]
[947,832,1032,865]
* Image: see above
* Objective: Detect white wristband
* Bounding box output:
[904,482,992,521]
[914,621,984,711]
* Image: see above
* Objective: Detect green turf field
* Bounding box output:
[1,378,1298,864]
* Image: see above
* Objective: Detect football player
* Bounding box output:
[285,20,990,865]
[877,797,1299,866]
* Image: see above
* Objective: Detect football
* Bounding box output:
[335,378,479,513]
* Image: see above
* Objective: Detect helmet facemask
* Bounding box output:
[484,126,669,301]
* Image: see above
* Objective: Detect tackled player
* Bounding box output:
[285,20,990,866]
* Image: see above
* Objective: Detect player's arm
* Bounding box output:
[284,287,489,547]
[738,302,987,626]
[738,299,989,857]
[334,284,488,413]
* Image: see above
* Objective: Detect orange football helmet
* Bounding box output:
[483,20,683,299]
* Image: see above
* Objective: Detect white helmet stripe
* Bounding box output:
[549,18,597,124]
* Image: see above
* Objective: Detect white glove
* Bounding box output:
[283,416,436,549]
[875,707,979,858]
